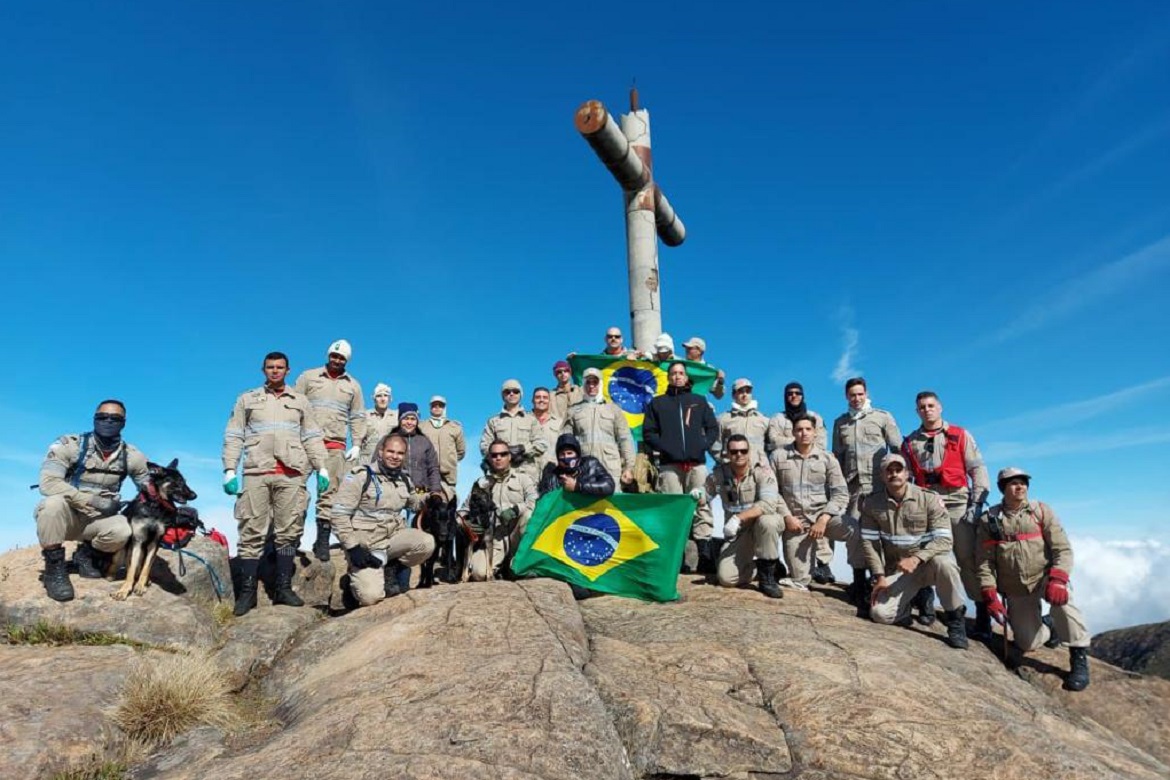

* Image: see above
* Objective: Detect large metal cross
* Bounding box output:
[576,88,686,354]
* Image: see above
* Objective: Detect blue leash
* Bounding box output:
[163,545,227,601]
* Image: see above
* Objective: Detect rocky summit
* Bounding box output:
[1,542,1168,780]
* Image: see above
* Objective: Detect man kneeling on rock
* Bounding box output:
[977,467,1090,691]
[860,453,969,649]
[333,434,436,607]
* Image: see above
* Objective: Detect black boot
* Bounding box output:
[312,522,332,562]
[1066,646,1090,692]
[941,605,969,649]
[811,560,836,585]
[850,568,871,619]
[271,546,304,607]
[233,558,259,616]
[755,559,783,599]
[1042,614,1062,648]
[383,560,406,598]
[912,587,936,626]
[73,541,105,579]
[970,601,992,640]
[42,547,75,602]
[696,539,722,577]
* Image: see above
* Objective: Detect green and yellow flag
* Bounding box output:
[567,355,720,442]
[511,489,694,602]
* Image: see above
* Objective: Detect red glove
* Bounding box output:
[981,588,1007,624]
[1045,568,1070,606]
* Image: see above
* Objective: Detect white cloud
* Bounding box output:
[1069,536,1170,634]
[830,306,860,384]
[981,376,1170,434]
[982,427,1170,462]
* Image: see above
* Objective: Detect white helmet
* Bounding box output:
[327,339,352,360]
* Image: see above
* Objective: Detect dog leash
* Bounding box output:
[164,546,227,601]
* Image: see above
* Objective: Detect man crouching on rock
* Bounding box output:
[977,467,1090,691]
[333,434,436,607]
[34,399,154,601]
[860,453,969,649]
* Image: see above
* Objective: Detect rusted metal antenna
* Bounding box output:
[575,88,686,353]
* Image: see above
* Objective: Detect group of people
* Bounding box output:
[30,329,1090,692]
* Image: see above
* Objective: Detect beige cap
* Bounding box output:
[373,383,391,398]
[653,333,674,352]
[880,453,906,470]
[501,379,522,392]
[583,367,602,380]
[429,395,447,406]
[997,466,1031,484]
[732,377,752,391]
[683,336,706,352]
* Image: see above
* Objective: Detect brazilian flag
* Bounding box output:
[568,355,720,442]
[511,489,694,602]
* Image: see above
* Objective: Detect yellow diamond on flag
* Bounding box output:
[530,497,660,581]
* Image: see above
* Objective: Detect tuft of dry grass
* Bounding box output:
[4,621,149,649]
[112,652,242,746]
[211,601,235,627]
[47,736,148,780]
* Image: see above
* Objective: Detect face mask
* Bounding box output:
[558,455,580,470]
[93,413,125,443]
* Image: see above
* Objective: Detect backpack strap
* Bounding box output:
[69,432,92,489]
[363,466,382,505]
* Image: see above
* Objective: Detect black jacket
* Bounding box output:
[643,387,719,465]
[538,456,616,497]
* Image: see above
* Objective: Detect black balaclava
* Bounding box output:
[555,433,582,471]
[784,382,808,421]
[93,413,125,451]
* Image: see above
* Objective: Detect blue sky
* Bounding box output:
[3,2,1169,629]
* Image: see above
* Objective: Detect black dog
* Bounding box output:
[462,487,497,580]
[111,459,198,600]
[417,494,461,588]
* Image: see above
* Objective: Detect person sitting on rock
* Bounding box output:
[860,453,969,649]
[537,433,615,498]
[977,467,1091,691]
[459,439,537,581]
[33,399,155,601]
[332,433,436,607]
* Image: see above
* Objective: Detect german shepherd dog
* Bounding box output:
[110,459,198,600]
[417,494,463,587]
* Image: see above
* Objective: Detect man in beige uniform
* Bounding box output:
[332,433,436,607]
[716,378,770,468]
[224,351,329,616]
[480,379,546,481]
[420,395,465,501]
[831,377,902,519]
[34,399,153,601]
[359,383,398,462]
[706,434,785,598]
[978,467,1090,691]
[682,336,726,400]
[770,415,867,599]
[860,454,968,648]
[459,441,538,581]
[551,361,583,420]
[531,387,564,474]
[294,339,366,561]
[566,368,635,489]
[901,391,992,636]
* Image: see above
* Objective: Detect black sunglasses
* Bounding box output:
[503,389,520,395]
[605,334,621,339]
[786,390,803,396]
[94,413,125,422]
[488,451,511,458]
[727,448,750,455]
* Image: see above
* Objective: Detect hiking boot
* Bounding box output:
[696,539,722,577]
[383,560,405,598]
[941,605,969,649]
[42,547,75,602]
[912,586,936,626]
[970,601,993,640]
[849,568,871,619]
[1042,614,1062,648]
[755,559,783,599]
[312,522,332,562]
[233,558,259,616]
[570,583,600,600]
[339,574,360,611]
[271,546,304,607]
[73,541,105,579]
[1066,646,1090,692]
[811,560,836,585]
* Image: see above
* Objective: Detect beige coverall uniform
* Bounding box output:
[480,409,547,481]
[358,408,399,462]
[420,417,467,501]
[765,411,827,453]
[861,483,965,625]
[332,465,436,607]
[902,422,990,601]
[35,435,151,552]
[832,407,902,518]
[716,406,770,468]
[705,463,784,587]
[293,367,366,525]
[222,385,328,558]
[460,469,537,581]
[553,383,583,421]
[770,445,864,586]
[978,500,1090,651]
[533,413,565,473]
[566,399,636,487]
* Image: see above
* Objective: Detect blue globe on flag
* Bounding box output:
[562,513,621,567]
[608,365,658,415]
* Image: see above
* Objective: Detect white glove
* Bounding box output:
[723,515,741,539]
[223,469,236,485]
[689,488,706,504]
[345,446,360,462]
